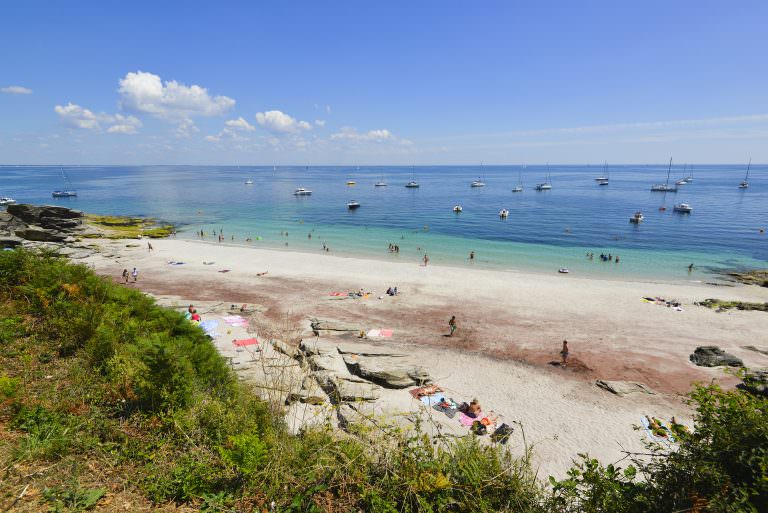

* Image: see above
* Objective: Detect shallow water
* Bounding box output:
[1,164,766,280]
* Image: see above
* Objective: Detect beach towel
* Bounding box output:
[329,292,346,296]
[459,412,482,427]
[233,338,259,347]
[223,315,245,324]
[199,320,219,338]
[420,395,443,407]
[432,403,457,419]
[409,385,443,399]
[203,261,215,265]
[167,261,186,265]
[218,269,231,273]
[367,329,393,338]
[640,416,673,444]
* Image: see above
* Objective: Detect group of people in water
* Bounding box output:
[586,252,620,263]
[388,243,400,253]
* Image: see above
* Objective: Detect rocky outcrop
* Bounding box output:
[595,380,655,396]
[342,353,430,389]
[737,368,768,397]
[1,204,90,247]
[689,346,743,367]
[310,318,364,335]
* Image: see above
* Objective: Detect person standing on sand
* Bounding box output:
[131,267,138,283]
[147,242,153,252]
[560,340,569,367]
[423,254,429,266]
[121,269,129,284]
[448,316,457,336]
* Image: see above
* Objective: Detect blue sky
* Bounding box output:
[1,1,767,164]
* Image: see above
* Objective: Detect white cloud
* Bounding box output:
[1,85,32,95]
[174,119,199,138]
[331,127,395,142]
[118,71,235,120]
[326,105,332,114]
[54,103,142,134]
[255,110,312,134]
[224,116,255,131]
[314,119,326,127]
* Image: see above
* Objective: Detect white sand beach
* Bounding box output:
[80,238,768,477]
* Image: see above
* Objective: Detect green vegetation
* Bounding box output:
[84,214,174,239]
[696,298,768,312]
[726,270,768,288]
[1,250,766,512]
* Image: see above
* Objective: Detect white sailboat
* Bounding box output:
[405,166,419,188]
[739,159,751,189]
[596,161,610,185]
[535,166,552,190]
[650,158,678,192]
[52,168,77,198]
[512,171,523,192]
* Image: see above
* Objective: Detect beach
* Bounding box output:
[81,238,768,477]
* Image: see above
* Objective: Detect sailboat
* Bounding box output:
[650,158,678,192]
[52,168,77,198]
[512,170,523,192]
[374,176,388,187]
[675,164,689,186]
[739,159,751,189]
[471,163,486,187]
[535,165,552,190]
[405,166,419,188]
[596,161,609,185]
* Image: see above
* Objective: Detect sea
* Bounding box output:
[1,164,766,282]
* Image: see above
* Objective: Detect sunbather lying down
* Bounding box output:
[256,271,268,276]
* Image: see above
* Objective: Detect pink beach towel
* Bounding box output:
[329,292,346,296]
[459,412,484,427]
[233,338,259,347]
[367,329,393,338]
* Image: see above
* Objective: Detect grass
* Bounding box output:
[84,214,175,239]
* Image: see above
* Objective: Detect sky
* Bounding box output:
[1,1,767,165]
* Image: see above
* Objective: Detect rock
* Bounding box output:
[737,368,768,397]
[689,346,743,367]
[0,236,23,248]
[6,204,82,224]
[288,388,327,405]
[299,338,339,357]
[742,345,768,356]
[307,353,350,375]
[595,380,656,396]
[342,353,430,388]
[14,227,68,242]
[271,339,300,358]
[335,378,381,402]
[310,318,363,334]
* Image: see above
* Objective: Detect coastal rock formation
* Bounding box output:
[595,380,656,396]
[737,368,768,397]
[1,203,95,248]
[310,318,363,335]
[689,346,743,367]
[342,353,431,388]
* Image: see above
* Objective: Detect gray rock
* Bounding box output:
[689,346,743,367]
[335,378,381,402]
[288,389,327,405]
[271,339,300,358]
[742,345,768,357]
[6,204,82,224]
[595,380,656,396]
[0,236,23,248]
[737,368,768,397]
[342,353,430,388]
[310,318,363,334]
[14,227,68,242]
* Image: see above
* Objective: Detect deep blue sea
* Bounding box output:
[1,164,766,281]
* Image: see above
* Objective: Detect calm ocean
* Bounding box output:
[1,164,765,281]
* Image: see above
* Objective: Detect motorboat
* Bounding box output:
[596,178,609,186]
[512,185,523,192]
[374,180,388,187]
[347,200,361,210]
[629,211,644,223]
[470,177,486,187]
[650,158,678,192]
[52,168,77,198]
[535,182,552,191]
[673,203,692,213]
[558,268,570,274]
[675,179,688,186]
[405,180,420,188]
[739,159,751,189]
[244,179,254,184]
[293,187,312,196]
[498,209,509,218]
[346,180,356,186]
[0,197,17,206]
[453,205,463,213]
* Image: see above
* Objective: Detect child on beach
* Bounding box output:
[121,269,129,284]
[131,267,138,282]
[448,316,457,336]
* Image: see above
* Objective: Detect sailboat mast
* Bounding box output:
[746,158,751,181]
[665,157,672,185]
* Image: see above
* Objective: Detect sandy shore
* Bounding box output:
[79,238,768,477]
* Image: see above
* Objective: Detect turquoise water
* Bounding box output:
[1,164,766,281]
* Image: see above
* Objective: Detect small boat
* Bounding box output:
[405,180,420,188]
[293,187,312,196]
[630,211,644,223]
[558,268,570,274]
[244,179,254,184]
[535,166,552,190]
[512,185,523,192]
[0,197,17,206]
[673,203,692,213]
[346,180,356,186]
[651,158,678,192]
[470,178,486,187]
[498,209,509,218]
[374,180,388,187]
[675,179,688,186]
[347,200,361,210]
[739,159,751,189]
[52,167,77,198]
[595,161,610,184]
[453,205,463,213]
